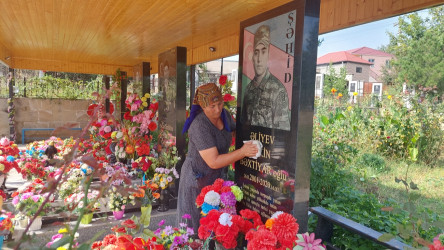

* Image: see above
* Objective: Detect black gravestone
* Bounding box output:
[235,0,320,232]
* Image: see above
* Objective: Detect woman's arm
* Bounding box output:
[199,142,258,169]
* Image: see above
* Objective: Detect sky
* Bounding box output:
[224,9,430,61]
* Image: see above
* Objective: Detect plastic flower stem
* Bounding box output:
[69,176,93,250]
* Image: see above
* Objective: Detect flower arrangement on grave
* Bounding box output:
[0,137,21,175]
[11,188,51,217]
[57,167,85,200]
[198,209,262,249]
[0,212,14,233]
[152,166,180,190]
[64,189,101,215]
[153,214,195,249]
[218,75,237,117]
[19,160,46,180]
[123,93,158,136]
[107,186,135,212]
[89,118,119,142]
[429,233,444,250]
[133,180,160,207]
[245,211,325,250]
[91,219,165,249]
[103,162,132,186]
[196,178,243,215]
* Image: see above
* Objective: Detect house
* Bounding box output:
[347,47,395,82]
[316,48,393,100]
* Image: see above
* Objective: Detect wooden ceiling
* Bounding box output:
[0,0,442,76]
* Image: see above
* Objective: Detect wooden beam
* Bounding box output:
[11,57,134,76]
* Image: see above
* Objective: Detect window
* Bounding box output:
[356,67,362,73]
[385,60,391,68]
[368,58,375,67]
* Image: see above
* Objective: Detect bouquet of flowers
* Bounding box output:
[196,178,243,215]
[0,137,21,175]
[92,219,164,249]
[152,166,179,190]
[154,214,195,249]
[0,212,14,233]
[123,93,158,137]
[64,189,101,214]
[133,180,160,207]
[245,211,325,250]
[12,189,50,217]
[218,75,237,117]
[107,186,135,212]
[19,159,46,180]
[198,209,263,249]
[103,162,132,186]
[57,167,85,200]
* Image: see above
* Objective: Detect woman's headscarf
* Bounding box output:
[182,83,232,134]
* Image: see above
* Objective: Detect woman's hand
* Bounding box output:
[240,141,259,158]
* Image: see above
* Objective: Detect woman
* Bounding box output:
[177,83,258,234]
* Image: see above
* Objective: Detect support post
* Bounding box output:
[120,71,127,121]
[104,76,110,113]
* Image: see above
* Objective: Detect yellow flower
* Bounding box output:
[144,93,150,98]
[141,97,147,102]
[142,102,148,107]
[347,106,352,111]
[57,247,67,250]
[338,93,343,97]
[353,92,358,96]
[387,95,392,100]
[58,227,68,234]
[0,164,4,171]
[331,88,337,94]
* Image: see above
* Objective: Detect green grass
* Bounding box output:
[347,156,444,218]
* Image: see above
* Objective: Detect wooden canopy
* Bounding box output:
[0,0,443,76]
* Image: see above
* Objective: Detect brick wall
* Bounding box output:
[0,98,92,143]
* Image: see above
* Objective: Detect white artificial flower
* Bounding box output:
[271,211,284,219]
[204,191,220,206]
[219,213,233,227]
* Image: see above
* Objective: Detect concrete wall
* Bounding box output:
[0,98,92,143]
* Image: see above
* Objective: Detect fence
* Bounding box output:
[0,75,103,100]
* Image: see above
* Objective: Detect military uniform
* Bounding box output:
[242,70,291,130]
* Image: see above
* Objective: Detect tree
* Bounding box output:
[322,63,348,97]
[384,6,444,94]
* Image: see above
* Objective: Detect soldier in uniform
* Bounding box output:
[242,25,291,130]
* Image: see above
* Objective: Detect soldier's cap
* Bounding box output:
[254,25,270,48]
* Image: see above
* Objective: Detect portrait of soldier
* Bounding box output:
[242,25,291,130]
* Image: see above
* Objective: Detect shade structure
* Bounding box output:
[0,0,442,76]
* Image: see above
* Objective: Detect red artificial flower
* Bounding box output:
[102,234,117,246]
[219,75,228,85]
[111,225,127,234]
[246,226,278,250]
[149,102,159,113]
[211,178,224,193]
[223,93,235,102]
[220,186,231,193]
[121,219,137,229]
[271,213,299,248]
[124,111,133,121]
[91,241,103,249]
[215,224,239,249]
[148,122,157,131]
[198,210,222,239]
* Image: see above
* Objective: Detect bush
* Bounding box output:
[356,153,387,173]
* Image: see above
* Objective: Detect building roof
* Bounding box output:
[347,47,394,57]
[317,51,373,65]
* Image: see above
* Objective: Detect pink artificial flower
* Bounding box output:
[32,195,41,202]
[131,103,139,111]
[104,126,111,133]
[297,232,325,250]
